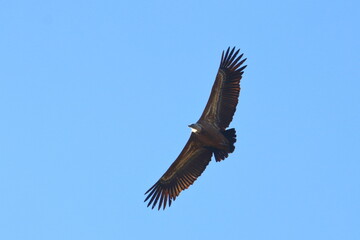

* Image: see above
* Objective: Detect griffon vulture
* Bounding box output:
[144,47,247,210]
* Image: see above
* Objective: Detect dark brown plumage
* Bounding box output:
[144,47,247,210]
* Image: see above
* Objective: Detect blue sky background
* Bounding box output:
[1,1,359,239]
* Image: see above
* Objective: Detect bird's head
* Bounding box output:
[188,123,202,133]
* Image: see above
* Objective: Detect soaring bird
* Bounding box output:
[144,47,247,210]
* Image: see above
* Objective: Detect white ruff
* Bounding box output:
[190,127,198,133]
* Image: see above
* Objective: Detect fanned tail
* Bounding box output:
[214,128,237,162]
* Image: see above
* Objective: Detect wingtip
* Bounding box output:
[220,46,246,71]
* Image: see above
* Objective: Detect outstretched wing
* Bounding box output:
[199,47,247,130]
[144,134,212,210]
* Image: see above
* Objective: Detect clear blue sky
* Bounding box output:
[1,1,359,239]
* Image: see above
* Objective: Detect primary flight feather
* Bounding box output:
[144,47,247,210]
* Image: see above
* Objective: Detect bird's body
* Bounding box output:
[144,47,247,210]
[189,122,230,151]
